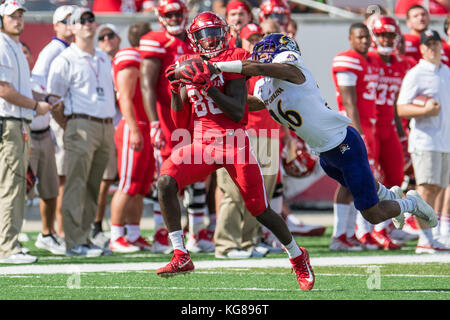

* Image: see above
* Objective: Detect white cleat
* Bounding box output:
[390,186,405,229]
[406,190,438,228]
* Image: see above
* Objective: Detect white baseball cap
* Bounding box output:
[0,0,26,17]
[53,5,76,24]
[97,23,119,36]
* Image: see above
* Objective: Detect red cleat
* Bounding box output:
[289,247,315,291]
[131,236,153,251]
[156,249,195,278]
[372,229,402,250]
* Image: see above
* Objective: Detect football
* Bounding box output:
[412,94,432,107]
[171,58,216,81]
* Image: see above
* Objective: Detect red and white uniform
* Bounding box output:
[93,0,153,13]
[113,47,155,196]
[139,30,194,160]
[369,51,409,187]
[160,48,269,216]
[403,33,450,66]
[331,49,380,174]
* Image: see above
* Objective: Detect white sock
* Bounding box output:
[283,237,302,259]
[189,213,205,236]
[394,197,417,214]
[153,211,165,231]
[126,224,140,242]
[333,203,350,238]
[377,182,396,201]
[169,230,187,253]
[418,228,434,246]
[432,212,441,238]
[374,220,391,232]
[110,224,125,242]
[355,211,372,238]
[440,214,450,236]
[346,204,357,237]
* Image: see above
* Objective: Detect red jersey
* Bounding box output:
[177,48,249,135]
[368,52,410,125]
[113,47,148,123]
[403,33,449,65]
[139,30,193,129]
[331,49,379,119]
[93,0,152,12]
[443,42,450,67]
[245,75,282,137]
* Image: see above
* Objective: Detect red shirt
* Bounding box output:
[395,0,449,17]
[93,0,152,13]
[245,75,282,137]
[113,47,148,123]
[403,33,450,65]
[177,48,249,135]
[331,49,380,120]
[139,30,193,129]
[368,52,410,125]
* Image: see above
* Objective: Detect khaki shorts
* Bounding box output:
[29,130,59,199]
[102,143,118,181]
[50,118,67,177]
[411,151,450,188]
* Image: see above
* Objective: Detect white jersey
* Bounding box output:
[253,51,351,153]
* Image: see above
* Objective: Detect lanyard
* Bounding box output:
[85,56,100,86]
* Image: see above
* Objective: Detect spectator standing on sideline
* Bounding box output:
[24,42,66,256]
[90,23,122,249]
[225,0,253,48]
[139,0,194,253]
[397,29,450,253]
[109,22,156,253]
[0,0,53,264]
[47,8,116,257]
[31,5,76,241]
[330,23,380,251]
[258,0,291,34]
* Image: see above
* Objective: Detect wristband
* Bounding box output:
[214,60,242,73]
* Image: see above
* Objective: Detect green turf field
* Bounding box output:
[0,228,449,300]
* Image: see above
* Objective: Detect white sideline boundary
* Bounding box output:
[0,254,449,275]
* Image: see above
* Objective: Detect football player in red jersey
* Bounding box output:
[367,16,414,249]
[258,0,291,34]
[331,23,381,251]
[140,0,213,253]
[155,12,315,291]
[110,22,156,253]
[225,0,254,49]
[404,5,450,66]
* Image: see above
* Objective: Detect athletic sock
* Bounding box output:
[417,228,434,246]
[92,221,103,237]
[377,182,396,201]
[169,230,187,253]
[332,203,350,238]
[394,197,417,214]
[374,220,391,232]
[126,224,140,242]
[355,210,372,238]
[110,224,125,242]
[440,214,450,237]
[345,203,357,238]
[283,237,302,259]
[153,211,165,232]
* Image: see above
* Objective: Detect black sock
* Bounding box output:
[92,221,103,236]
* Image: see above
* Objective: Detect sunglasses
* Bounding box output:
[60,18,69,24]
[98,32,116,41]
[79,16,95,25]
[164,11,183,19]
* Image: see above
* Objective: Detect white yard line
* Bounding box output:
[0,254,449,275]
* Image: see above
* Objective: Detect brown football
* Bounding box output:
[412,95,432,107]
[173,58,217,80]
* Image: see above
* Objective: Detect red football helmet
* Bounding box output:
[281,136,317,178]
[187,11,230,58]
[370,15,401,55]
[259,0,291,32]
[156,0,188,36]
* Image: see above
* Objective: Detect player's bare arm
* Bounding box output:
[205,77,247,123]
[213,60,305,84]
[117,66,143,151]
[170,86,188,112]
[247,94,265,111]
[140,58,161,123]
[338,85,363,134]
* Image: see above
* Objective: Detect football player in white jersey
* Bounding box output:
[210,33,438,233]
